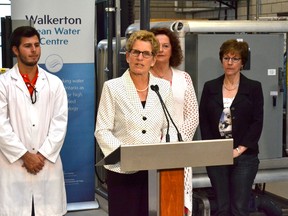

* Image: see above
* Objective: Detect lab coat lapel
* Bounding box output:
[11,66,30,99]
[35,68,47,92]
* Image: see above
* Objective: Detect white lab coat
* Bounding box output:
[0,64,68,216]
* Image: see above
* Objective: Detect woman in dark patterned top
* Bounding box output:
[199,39,264,216]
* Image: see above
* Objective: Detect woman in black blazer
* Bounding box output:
[199,39,264,216]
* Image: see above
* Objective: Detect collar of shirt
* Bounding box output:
[20,69,39,95]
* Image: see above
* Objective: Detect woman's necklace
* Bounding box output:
[152,67,170,79]
[136,85,149,92]
[223,83,239,91]
[155,71,165,78]
[152,67,171,79]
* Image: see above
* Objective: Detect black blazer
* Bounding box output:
[199,73,264,155]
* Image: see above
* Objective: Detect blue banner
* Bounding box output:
[12,0,96,207]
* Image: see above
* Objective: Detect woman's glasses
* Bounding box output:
[222,57,241,63]
[130,49,153,59]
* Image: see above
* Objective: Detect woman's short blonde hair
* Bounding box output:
[126,30,160,56]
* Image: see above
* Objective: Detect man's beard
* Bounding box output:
[18,54,40,67]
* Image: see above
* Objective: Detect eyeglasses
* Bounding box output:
[25,82,37,104]
[222,57,241,63]
[130,49,153,58]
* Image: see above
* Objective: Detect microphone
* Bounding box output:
[150,85,183,142]
[151,85,170,142]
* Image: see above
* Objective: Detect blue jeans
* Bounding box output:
[206,154,259,216]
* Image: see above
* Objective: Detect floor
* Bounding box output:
[66,209,107,216]
[65,194,270,216]
[66,194,108,216]
[65,182,288,216]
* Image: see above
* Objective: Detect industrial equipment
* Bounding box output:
[96,20,288,215]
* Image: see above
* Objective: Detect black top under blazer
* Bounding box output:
[199,73,264,155]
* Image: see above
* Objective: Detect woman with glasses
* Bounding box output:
[95,30,176,216]
[199,39,264,216]
[150,27,199,216]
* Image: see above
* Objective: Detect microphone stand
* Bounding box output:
[159,95,170,142]
[151,85,183,142]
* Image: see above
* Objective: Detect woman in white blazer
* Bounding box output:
[95,30,176,216]
[0,26,68,216]
[150,27,199,216]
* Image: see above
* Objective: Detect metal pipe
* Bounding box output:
[186,20,288,33]
[246,0,250,20]
[193,168,288,188]
[256,0,261,20]
[140,0,150,30]
[105,0,115,80]
[235,0,238,20]
[126,20,288,38]
[285,32,288,156]
[115,0,121,78]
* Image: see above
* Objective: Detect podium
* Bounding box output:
[96,138,233,216]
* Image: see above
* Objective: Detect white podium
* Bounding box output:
[97,138,233,216]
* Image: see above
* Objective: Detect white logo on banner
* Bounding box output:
[45,54,63,73]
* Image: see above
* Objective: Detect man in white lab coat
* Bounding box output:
[0,26,68,216]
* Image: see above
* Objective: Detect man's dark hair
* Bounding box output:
[10,26,40,50]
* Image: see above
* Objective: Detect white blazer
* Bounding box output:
[0,64,68,216]
[171,67,199,141]
[95,70,177,173]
